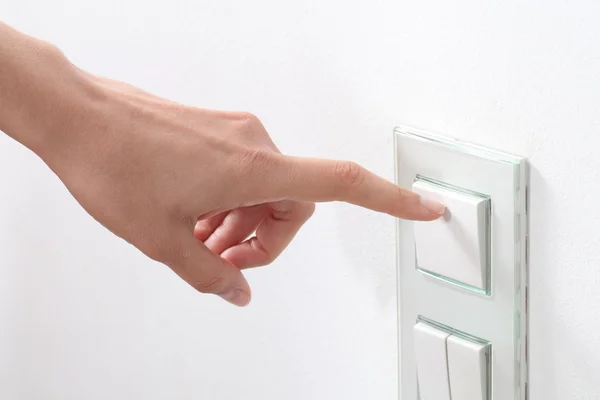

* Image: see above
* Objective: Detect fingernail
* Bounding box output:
[219,289,251,307]
[420,197,446,215]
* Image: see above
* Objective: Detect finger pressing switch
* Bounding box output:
[412,179,490,293]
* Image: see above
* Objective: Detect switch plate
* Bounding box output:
[394,127,528,400]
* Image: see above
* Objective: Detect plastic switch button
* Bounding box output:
[447,335,489,400]
[414,322,451,400]
[412,179,490,292]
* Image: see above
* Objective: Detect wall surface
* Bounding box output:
[1,1,600,399]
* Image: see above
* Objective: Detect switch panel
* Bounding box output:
[395,126,528,400]
[412,179,490,293]
[447,335,489,400]
[414,323,451,400]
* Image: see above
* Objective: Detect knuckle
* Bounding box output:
[229,112,270,142]
[334,161,365,188]
[228,146,283,199]
[307,202,316,215]
[237,147,272,165]
[233,112,263,130]
[40,43,68,64]
[270,208,294,222]
[234,147,280,175]
[389,186,406,214]
[302,202,316,219]
[249,237,276,264]
[394,185,406,201]
[239,111,260,122]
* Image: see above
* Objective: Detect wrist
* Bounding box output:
[0,26,96,160]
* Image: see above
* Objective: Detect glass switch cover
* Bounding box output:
[394,126,528,400]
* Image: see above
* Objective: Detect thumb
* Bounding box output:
[167,228,252,307]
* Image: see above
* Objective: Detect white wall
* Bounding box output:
[1,1,599,399]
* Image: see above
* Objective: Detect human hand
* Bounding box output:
[3,43,445,307]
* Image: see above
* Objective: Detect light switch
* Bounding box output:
[414,322,451,400]
[412,179,490,292]
[447,335,489,400]
[396,127,528,400]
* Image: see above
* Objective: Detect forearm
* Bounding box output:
[0,22,90,157]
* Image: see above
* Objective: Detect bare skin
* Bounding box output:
[0,22,445,306]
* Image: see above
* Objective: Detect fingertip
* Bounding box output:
[218,287,252,307]
[419,197,446,218]
[391,193,445,221]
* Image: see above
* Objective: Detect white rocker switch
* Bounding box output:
[414,322,451,400]
[447,335,489,400]
[412,179,490,292]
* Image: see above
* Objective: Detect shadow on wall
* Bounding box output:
[528,165,556,397]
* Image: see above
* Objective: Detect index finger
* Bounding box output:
[273,156,445,221]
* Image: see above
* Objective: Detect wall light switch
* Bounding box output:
[395,126,528,400]
[414,323,451,400]
[447,335,489,400]
[415,321,491,400]
[412,179,490,292]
